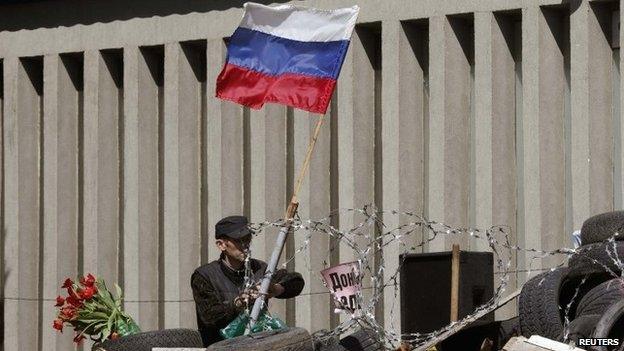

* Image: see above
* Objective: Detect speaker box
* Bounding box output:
[400,251,494,334]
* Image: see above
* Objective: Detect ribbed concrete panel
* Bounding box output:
[293,109,332,333]
[206,39,245,262]
[42,53,81,351]
[83,50,122,285]
[490,12,520,319]
[428,16,446,252]
[337,26,378,322]
[163,42,202,328]
[5,1,624,345]
[539,7,567,268]
[587,3,615,215]
[381,20,427,330]
[444,15,473,250]
[123,46,162,331]
[0,0,573,59]
[249,104,288,321]
[3,56,42,351]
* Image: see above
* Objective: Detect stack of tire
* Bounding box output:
[519,211,624,351]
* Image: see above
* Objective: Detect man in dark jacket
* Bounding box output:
[191,215,305,346]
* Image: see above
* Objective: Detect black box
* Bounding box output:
[400,251,494,334]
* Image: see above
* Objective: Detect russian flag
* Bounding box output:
[216,2,360,114]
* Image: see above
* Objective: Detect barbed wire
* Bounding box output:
[218,205,596,349]
[235,205,616,350]
[39,205,624,349]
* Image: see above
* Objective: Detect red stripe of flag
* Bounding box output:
[216,63,336,114]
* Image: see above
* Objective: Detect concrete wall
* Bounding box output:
[0,0,622,349]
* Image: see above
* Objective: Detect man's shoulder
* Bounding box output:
[193,258,267,278]
[195,259,221,270]
[193,260,221,279]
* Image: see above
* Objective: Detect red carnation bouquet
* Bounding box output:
[53,273,140,344]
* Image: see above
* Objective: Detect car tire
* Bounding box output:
[93,329,203,351]
[320,328,385,351]
[580,211,624,246]
[207,327,314,351]
[592,300,624,351]
[560,314,601,345]
[519,268,571,340]
[568,241,624,278]
[575,278,624,318]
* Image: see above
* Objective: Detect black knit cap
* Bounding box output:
[215,215,253,239]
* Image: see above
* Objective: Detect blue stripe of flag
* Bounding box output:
[226,27,350,80]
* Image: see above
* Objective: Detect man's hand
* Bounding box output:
[234,287,259,309]
[255,283,285,298]
[234,283,286,309]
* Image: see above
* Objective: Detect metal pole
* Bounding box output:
[246,113,326,333]
[245,201,297,333]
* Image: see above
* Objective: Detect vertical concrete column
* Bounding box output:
[3,56,42,351]
[490,13,520,319]
[123,46,161,330]
[520,7,568,271]
[206,39,245,261]
[621,0,624,206]
[249,104,288,321]
[163,42,202,328]
[587,4,614,215]
[0,62,3,342]
[518,7,542,278]
[124,46,140,329]
[293,109,331,332]
[381,20,426,331]
[538,8,567,268]
[83,50,121,285]
[42,54,80,351]
[474,13,493,253]
[380,20,402,333]
[3,57,17,351]
[570,1,591,229]
[337,27,376,316]
[444,16,473,250]
[518,7,542,277]
[428,16,446,252]
[520,7,542,274]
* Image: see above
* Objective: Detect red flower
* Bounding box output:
[60,306,77,320]
[55,295,65,307]
[61,278,74,289]
[80,286,96,300]
[79,274,96,287]
[66,295,82,308]
[110,332,119,340]
[53,319,64,332]
[73,334,85,344]
[67,286,82,301]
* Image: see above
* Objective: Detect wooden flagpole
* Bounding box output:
[246,112,327,332]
